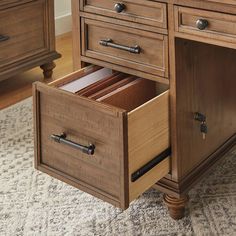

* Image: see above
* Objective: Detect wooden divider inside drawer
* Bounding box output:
[77,72,126,96]
[33,66,170,209]
[89,75,135,100]
[98,78,156,111]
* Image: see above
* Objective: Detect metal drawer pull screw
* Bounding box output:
[99,39,141,54]
[51,133,95,155]
[0,35,10,42]
[196,19,209,30]
[114,3,126,13]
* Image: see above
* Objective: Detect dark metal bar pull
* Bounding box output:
[131,148,171,182]
[99,39,141,54]
[51,133,95,155]
[0,35,10,42]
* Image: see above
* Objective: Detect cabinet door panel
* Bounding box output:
[175,38,236,179]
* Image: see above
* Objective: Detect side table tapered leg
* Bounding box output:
[163,194,189,220]
[40,62,56,79]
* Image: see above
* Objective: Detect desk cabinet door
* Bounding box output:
[175,38,236,179]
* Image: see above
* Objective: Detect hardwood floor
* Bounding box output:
[0,33,73,110]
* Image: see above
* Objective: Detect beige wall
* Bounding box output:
[55,1,72,35]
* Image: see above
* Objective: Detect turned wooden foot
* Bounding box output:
[40,62,56,79]
[163,194,189,220]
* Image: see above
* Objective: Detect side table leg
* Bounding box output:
[40,62,56,79]
[163,194,189,220]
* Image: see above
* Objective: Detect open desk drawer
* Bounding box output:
[33,66,170,209]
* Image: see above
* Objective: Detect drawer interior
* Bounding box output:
[59,67,168,112]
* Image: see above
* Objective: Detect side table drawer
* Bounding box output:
[81,18,169,78]
[0,0,36,8]
[0,0,49,66]
[175,6,236,44]
[80,0,167,29]
[34,66,170,209]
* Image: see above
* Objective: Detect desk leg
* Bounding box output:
[40,62,56,79]
[163,194,189,220]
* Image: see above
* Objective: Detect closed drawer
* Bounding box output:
[175,6,236,44]
[0,0,36,8]
[0,0,49,66]
[81,18,169,79]
[80,0,167,29]
[33,66,170,209]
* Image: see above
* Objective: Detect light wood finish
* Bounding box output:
[80,55,169,85]
[80,0,167,29]
[128,91,170,201]
[97,78,156,110]
[32,0,236,220]
[174,39,236,179]
[0,1,44,66]
[175,6,236,44]
[80,12,168,35]
[0,0,60,81]
[81,18,169,78]
[90,75,135,100]
[0,33,73,110]
[33,67,170,209]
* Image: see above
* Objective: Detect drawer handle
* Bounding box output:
[196,19,209,30]
[0,35,10,42]
[51,133,95,155]
[114,3,126,13]
[99,39,141,54]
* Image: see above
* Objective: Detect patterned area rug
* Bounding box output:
[0,98,236,236]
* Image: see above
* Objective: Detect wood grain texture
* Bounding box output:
[80,56,169,85]
[34,69,170,209]
[98,78,156,111]
[34,81,128,209]
[175,39,236,179]
[0,33,72,110]
[81,18,169,78]
[128,91,170,201]
[90,75,135,100]
[32,0,236,220]
[175,6,236,45]
[0,0,60,80]
[80,0,167,29]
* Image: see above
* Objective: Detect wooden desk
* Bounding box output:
[33,0,236,219]
[0,0,60,81]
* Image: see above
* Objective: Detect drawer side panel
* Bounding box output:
[128,91,170,201]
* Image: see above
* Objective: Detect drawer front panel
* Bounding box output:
[34,81,127,208]
[82,18,168,78]
[175,6,236,43]
[0,0,36,8]
[34,67,170,209]
[0,0,49,66]
[80,0,167,29]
